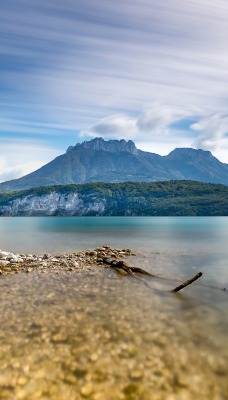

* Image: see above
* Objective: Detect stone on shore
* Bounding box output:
[0,246,136,277]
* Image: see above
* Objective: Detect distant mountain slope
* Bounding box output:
[0,137,227,192]
[0,181,227,216]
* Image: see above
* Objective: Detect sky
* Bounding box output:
[1,0,228,182]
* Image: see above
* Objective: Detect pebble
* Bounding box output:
[0,246,136,278]
[13,258,24,263]
[23,365,30,374]
[90,353,99,362]
[130,369,144,380]
[66,374,77,383]
[16,389,26,399]
[0,260,10,266]
[43,254,49,259]
[0,251,10,257]
[34,369,46,379]
[93,393,106,400]
[80,383,94,397]
[17,376,28,385]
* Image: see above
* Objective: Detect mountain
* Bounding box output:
[0,181,227,216]
[0,137,227,192]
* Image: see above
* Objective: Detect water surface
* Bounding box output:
[0,217,227,399]
[1,217,227,286]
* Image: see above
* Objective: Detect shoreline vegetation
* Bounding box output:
[0,180,227,216]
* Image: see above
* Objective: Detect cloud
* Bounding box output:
[0,116,79,135]
[2,0,228,125]
[136,106,190,135]
[80,105,228,162]
[191,114,228,151]
[0,140,60,182]
[0,0,228,165]
[81,114,137,139]
[81,104,191,140]
[0,160,43,182]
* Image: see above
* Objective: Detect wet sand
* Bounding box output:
[0,247,227,400]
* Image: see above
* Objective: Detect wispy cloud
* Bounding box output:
[0,0,228,172]
[0,159,43,182]
[136,106,191,136]
[191,114,228,151]
[81,105,228,161]
[81,114,138,139]
[2,0,228,117]
[81,104,191,140]
[0,139,59,182]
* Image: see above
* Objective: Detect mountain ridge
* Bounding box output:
[0,137,227,192]
[68,137,139,155]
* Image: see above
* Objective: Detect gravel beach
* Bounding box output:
[0,246,135,277]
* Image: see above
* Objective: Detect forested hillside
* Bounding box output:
[0,180,227,216]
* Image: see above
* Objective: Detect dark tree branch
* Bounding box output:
[172,272,203,292]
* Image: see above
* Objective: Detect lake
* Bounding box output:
[0,217,227,399]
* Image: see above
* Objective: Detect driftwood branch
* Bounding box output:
[102,258,157,290]
[101,258,204,293]
[102,258,156,277]
[172,272,203,292]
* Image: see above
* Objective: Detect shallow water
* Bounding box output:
[0,217,227,399]
[0,265,227,400]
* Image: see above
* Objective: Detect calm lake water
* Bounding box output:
[0,217,227,399]
[1,216,227,286]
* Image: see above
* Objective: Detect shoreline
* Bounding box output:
[0,246,135,277]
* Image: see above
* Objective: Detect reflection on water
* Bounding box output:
[0,259,227,400]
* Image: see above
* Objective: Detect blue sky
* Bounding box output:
[1,0,228,182]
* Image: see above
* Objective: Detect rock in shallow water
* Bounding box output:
[80,383,94,397]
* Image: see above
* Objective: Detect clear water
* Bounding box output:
[0,216,227,253]
[0,217,227,399]
[0,217,227,286]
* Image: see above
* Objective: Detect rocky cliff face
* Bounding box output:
[0,192,106,216]
[72,137,138,155]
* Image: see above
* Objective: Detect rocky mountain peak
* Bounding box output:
[67,137,138,155]
[0,139,227,192]
[167,148,213,161]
